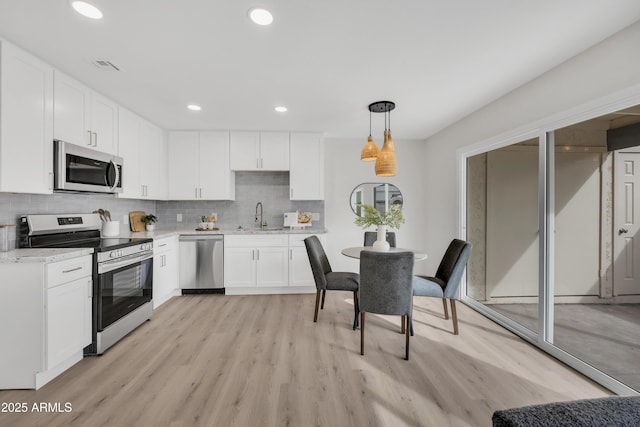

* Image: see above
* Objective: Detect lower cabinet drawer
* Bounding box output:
[46,255,93,288]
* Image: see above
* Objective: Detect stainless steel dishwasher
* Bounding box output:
[179,234,224,293]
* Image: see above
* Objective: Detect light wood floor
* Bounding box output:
[0,293,611,427]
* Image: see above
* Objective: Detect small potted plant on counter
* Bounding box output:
[142,214,158,231]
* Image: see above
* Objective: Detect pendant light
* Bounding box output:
[365,101,397,177]
[360,109,379,161]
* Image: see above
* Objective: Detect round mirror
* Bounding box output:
[350,183,403,216]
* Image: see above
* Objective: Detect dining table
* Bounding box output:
[341,246,428,261]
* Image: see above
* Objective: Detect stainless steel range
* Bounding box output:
[19,213,153,355]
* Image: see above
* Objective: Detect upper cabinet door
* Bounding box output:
[229,131,290,171]
[260,132,289,171]
[117,107,142,199]
[0,41,54,194]
[90,92,118,155]
[229,131,260,170]
[200,131,235,200]
[53,71,117,154]
[140,120,167,200]
[53,71,91,147]
[290,133,324,200]
[168,131,199,200]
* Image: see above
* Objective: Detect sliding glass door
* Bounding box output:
[462,105,640,394]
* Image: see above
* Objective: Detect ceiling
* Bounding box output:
[2,1,640,140]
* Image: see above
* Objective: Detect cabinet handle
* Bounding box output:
[289,248,293,260]
[195,187,198,198]
[88,279,92,298]
[93,132,98,147]
[158,243,167,248]
[256,249,260,261]
[252,249,255,261]
[87,130,93,146]
[199,188,202,198]
[62,266,83,274]
[257,158,260,169]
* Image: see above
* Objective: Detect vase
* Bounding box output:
[145,224,155,231]
[372,225,390,251]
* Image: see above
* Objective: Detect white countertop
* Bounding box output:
[129,227,328,239]
[0,248,94,264]
[0,228,327,261]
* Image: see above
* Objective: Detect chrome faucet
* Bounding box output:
[255,202,267,229]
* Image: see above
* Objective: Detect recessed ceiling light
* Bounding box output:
[275,106,287,113]
[248,8,273,26]
[187,104,202,111]
[71,1,103,20]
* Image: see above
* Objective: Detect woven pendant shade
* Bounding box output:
[375,130,397,176]
[361,135,379,161]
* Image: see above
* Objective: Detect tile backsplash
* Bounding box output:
[0,171,324,249]
[156,172,324,230]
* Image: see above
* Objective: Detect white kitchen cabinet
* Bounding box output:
[224,235,289,289]
[229,131,289,171]
[290,132,324,200]
[288,234,325,287]
[0,254,92,389]
[140,119,167,199]
[153,235,179,308]
[54,71,118,154]
[168,131,235,200]
[0,40,54,194]
[118,107,167,199]
[224,234,323,294]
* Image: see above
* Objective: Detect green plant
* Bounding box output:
[142,214,158,224]
[201,215,208,222]
[354,204,405,229]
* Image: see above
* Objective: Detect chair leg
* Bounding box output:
[405,315,410,360]
[313,290,321,322]
[451,299,459,335]
[353,291,359,330]
[360,312,365,355]
[442,298,449,319]
[401,316,405,334]
[321,289,327,309]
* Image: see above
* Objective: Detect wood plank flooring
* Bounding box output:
[0,293,611,426]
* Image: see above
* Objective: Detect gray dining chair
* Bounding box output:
[363,231,396,248]
[412,239,472,335]
[359,251,414,360]
[304,236,360,330]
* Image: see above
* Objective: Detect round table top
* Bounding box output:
[341,246,428,261]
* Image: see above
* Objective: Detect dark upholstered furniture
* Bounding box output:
[304,236,360,330]
[492,396,640,426]
[359,251,414,360]
[363,231,397,248]
[412,239,472,335]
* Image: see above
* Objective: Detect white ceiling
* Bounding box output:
[1,1,640,139]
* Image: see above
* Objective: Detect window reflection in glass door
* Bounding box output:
[467,138,540,333]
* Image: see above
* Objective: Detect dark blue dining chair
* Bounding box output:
[359,251,414,360]
[412,239,472,335]
[304,236,360,330]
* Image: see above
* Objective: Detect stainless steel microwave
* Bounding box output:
[54,140,123,193]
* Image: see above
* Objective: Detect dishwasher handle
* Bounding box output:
[179,235,224,242]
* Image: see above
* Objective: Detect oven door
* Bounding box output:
[97,253,153,331]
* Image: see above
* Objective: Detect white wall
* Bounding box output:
[324,138,429,274]
[423,20,640,264]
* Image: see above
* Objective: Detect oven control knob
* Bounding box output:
[109,251,117,258]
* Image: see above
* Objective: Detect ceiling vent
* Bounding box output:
[92,60,120,71]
